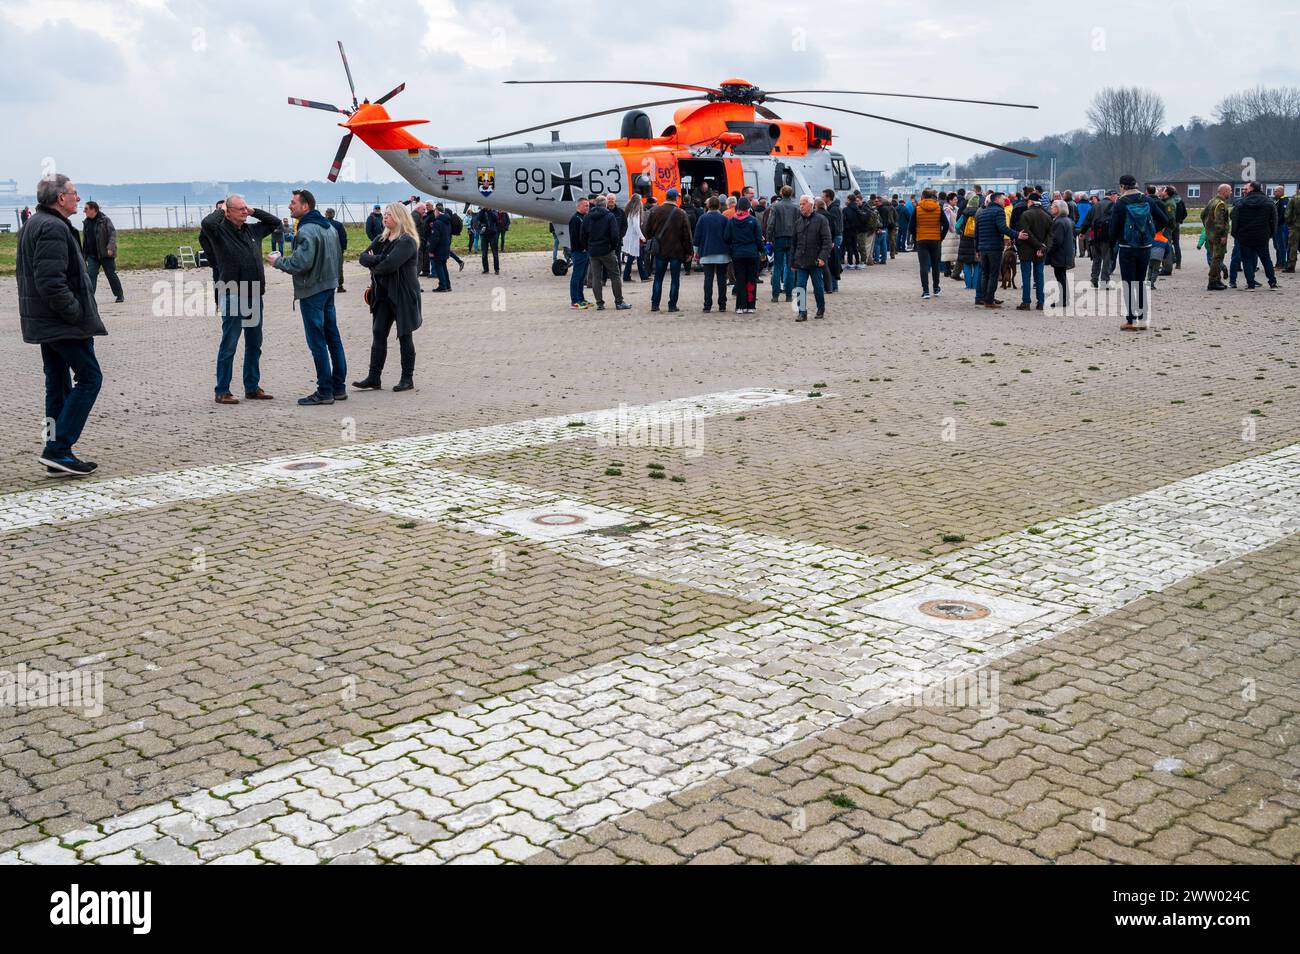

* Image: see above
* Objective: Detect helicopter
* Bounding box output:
[290,43,1039,264]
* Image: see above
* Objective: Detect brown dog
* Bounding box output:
[1000,244,1019,289]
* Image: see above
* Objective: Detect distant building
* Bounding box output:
[0,178,17,195]
[1155,161,1300,201]
[851,167,883,195]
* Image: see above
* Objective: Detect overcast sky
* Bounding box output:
[4,0,1299,188]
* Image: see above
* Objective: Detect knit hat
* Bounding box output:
[736,196,751,212]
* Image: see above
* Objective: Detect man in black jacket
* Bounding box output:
[16,174,106,475]
[1232,181,1279,289]
[81,202,124,303]
[201,194,280,403]
[365,204,384,242]
[568,199,591,309]
[581,200,630,311]
[475,207,500,274]
[790,195,832,321]
[1078,192,1115,286]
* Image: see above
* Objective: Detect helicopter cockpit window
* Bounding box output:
[831,157,851,192]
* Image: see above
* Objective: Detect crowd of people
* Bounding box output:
[13,168,1298,476]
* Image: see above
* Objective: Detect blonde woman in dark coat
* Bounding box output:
[354,202,423,392]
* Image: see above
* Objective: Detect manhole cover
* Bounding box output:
[530,513,586,527]
[918,599,991,621]
[281,460,330,472]
[737,393,777,402]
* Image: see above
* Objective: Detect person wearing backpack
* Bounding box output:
[475,207,500,274]
[1108,174,1169,329]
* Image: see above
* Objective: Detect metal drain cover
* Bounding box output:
[918,598,991,621]
[281,460,330,472]
[530,513,587,527]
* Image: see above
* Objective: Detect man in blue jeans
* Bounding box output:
[790,194,831,320]
[17,173,107,476]
[270,189,348,404]
[764,185,797,302]
[645,188,693,312]
[202,194,279,404]
[567,198,591,309]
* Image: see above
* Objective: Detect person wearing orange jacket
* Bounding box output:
[909,188,949,299]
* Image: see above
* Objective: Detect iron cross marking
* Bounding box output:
[551,161,584,202]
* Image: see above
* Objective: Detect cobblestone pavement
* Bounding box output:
[0,252,1296,863]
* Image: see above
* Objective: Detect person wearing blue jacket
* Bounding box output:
[1074,194,1092,257]
[724,197,764,312]
[975,193,1016,308]
[692,197,731,312]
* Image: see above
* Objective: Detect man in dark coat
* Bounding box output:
[16,174,106,475]
[428,204,453,291]
[201,194,280,403]
[644,188,694,311]
[80,201,124,302]
[475,207,501,274]
[365,204,384,242]
[1232,181,1280,289]
[324,208,348,292]
[581,200,630,311]
[790,194,832,321]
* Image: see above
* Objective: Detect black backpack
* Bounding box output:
[449,212,463,235]
[164,254,180,269]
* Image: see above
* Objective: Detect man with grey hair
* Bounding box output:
[201,193,280,403]
[16,173,106,475]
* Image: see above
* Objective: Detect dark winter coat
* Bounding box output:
[790,210,832,270]
[16,206,106,344]
[644,203,694,260]
[1231,190,1278,246]
[359,233,422,338]
[201,207,279,293]
[1046,215,1077,268]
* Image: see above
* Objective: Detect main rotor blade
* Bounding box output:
[327,132,354,182]
[766,89,1038,110]
[338,40,358,110]
[754,103,782,120]
[765,97,1038,158]
[505,79,720,95]
[478,96,704,142]
[288,97,348,114]
[375,82,406,106]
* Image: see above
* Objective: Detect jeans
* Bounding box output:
[1019,257,1046,305]
[963,262,977,289]
[432,255,451,289]
[569,250,590,304]
[873,232,888,263]
[651,257,683,309]
[40,337,102,457]
[589,252,623,306]
[369,303,415,379]
[1273,224,1288,268]
[1240,242,1276,287]
[552,235,560,262]
[977,249,1001,304]
[215,294,264,396]
[702,263,728,310]
[298,288,347,395]
[793,267,825,315]
[622,251,648,281]
[85,255,124,299]
[1116,245,1152,321]
[468,230,479,253]
[1229,241,1243,285]
[481,233,499,272]
[733,257,759,309]
[915,240,942,293]
[770,239,792,299]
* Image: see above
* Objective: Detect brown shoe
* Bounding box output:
[244,388,274,400]
[985,302,1002,309]
[1016,302,1032,311]
[1120,323,1139,331]
[214,393,239,404]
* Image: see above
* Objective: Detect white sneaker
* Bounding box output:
[921,292,931,300]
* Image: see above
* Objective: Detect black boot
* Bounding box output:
[352,375,382,390]
[393,377,414,392]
